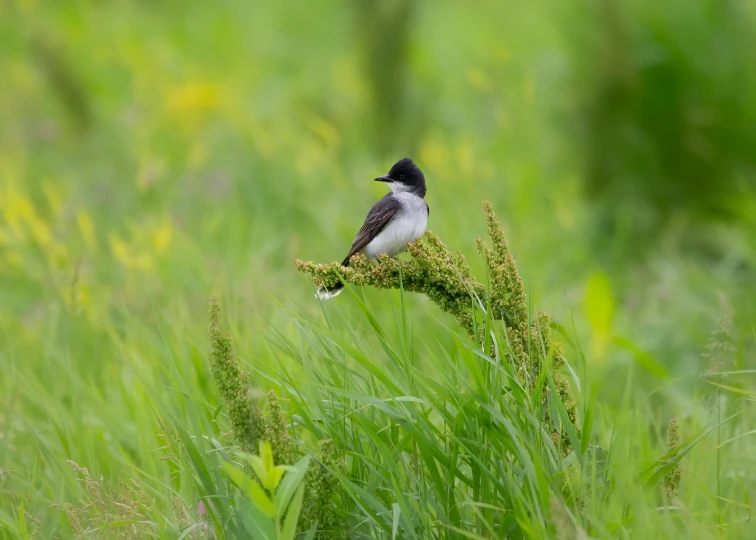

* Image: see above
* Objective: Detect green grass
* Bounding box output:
[2,0,756,538]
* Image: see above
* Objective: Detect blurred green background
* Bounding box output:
[1,0,755,536]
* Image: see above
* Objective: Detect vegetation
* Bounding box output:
[1,0,755,538]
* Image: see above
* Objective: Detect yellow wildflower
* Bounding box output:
[164,81,220,116]
[27,215,53,250]
[110,233,132,267]
[306,115,340,152]
[77,212,96,251]
[153,221,173,254]
[467,68,492,92]
[43,182,64,219]
[419,138,449,172]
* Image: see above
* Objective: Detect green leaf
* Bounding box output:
[280,483,306,540]
[614,337,669,378]
[0,515,20,536]
[239,452,270,490]
[585,272,614,359]
[177,522,206,540]
[80,520,160,537]
[223,463,275,518]
[440,524,490,540]
[173,422,233,529]
[703,379,756,396]
[269,466,285,491]
[580,382,597,457]
[175,426,215,500]
[326,334,405,395]
[275,455,311,519]
[392,503,400,540]
[329,471,393,534]
[301,523,319,540]
[260,441,274,474]
[585,272,614,333]
[235,495,276,540]
[18,500,28,539]
[716,429,756,449]
[640,410,744,487]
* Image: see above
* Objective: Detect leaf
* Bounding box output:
[239,452,269,490]
[260,441,274,474]
[177,523,206,540]
[614,337,669,378]
[301,523,319,540]
[175,426,215,500]
[326,333,405,394]
[280,484,306,540]
[440,524,490,540]
[706,370,756,376]
[703,379,756,396]
[18,500,27,539]
[275,455,311,519]
[716,429,756,449]
[80,520,159,536]
[640,409,744,488]
[580,382,597,457]
[235,495,276,540]
[173,422,233,528]
[392,503,400,540]
[223,463,275,518]
[0,516,20,536]
[585,273,614,331]
[328,471,393,534]
[585,272,614,360]
[268,466,285,491]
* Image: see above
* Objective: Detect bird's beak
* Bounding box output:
[374,175,392,183]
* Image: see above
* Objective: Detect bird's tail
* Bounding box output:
[316,282,345,300]
[315,257,351,300]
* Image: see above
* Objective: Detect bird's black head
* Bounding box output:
[375,158,426,197]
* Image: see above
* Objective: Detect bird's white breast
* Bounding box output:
[362,193,428,259]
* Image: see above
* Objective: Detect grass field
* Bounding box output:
[2,0,756,538]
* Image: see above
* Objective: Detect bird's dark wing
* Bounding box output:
[341,194,401,266]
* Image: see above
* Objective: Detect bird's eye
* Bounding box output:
[400,175,405,180]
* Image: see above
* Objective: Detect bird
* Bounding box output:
[317,158,429,299]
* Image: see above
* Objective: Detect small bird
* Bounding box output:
[317,158,429,299]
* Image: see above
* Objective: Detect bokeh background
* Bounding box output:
[1,0,755,535]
